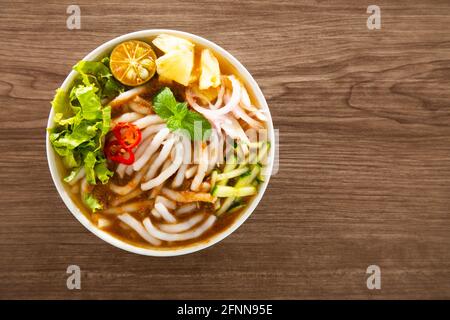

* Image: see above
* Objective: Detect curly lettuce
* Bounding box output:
[49,59,121,211]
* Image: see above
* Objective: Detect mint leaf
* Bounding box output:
[152,87,212,141]
[175,102,189,119]
[181,111,212,141]
[153,87,177,119]
[166,117,182,132]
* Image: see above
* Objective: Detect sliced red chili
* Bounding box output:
[113,122,142,149]
[104,139,135,165]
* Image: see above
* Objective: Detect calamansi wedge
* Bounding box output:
[110,40,157,86]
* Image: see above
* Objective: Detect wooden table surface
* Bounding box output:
[1,0,450,299]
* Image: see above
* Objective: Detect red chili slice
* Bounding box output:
[113,122,142,149]
[104,139,135,165]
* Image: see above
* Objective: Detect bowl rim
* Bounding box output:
[46,29,275,256]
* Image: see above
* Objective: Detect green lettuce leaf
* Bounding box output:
[84,194,103,212]
[73,60,124,99]
[74,86,102,120]
[95,160,113,184]
[83,151,98,185]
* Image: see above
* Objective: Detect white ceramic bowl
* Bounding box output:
[46,29,275,256]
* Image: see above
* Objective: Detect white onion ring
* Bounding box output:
[233,106,263,129]
[186,75,241,119]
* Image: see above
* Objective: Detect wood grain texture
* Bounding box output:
[1,0,450,299]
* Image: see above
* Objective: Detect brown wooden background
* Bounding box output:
[1,0,450,299]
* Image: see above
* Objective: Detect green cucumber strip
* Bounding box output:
[212,185,256,198]
[216,167,249,182]
[216,197,235,216]
[235,165,260,188]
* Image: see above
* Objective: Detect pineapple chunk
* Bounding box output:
[155,50,194,86]
[152,34,194,53]
[199,49,221,90]
[152,34,195,86]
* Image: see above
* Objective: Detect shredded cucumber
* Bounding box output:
[212,185,256,198]
[216,197,235,216]
[216,167,249,181]
[214,141,271,216]
[210,170,218,189]
[215,165,261,216]
[235,165,260,187]
[217,155,238,186]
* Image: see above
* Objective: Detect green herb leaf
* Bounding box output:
[152,87,212,141]
[181,110,212,141]
[152,87,178,119]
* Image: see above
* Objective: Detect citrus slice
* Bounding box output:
[110,40,157,86]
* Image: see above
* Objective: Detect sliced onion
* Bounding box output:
[220,115,250,143]
[233,106,263,129]
[186,75,241,119]
[211,83,225,110]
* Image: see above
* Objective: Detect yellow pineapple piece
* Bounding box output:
[152,34,194,53]
[155,50,194,86]
[152,34,195,86]
[199,49,221,90]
